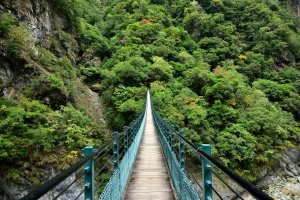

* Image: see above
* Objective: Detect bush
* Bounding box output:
[0,13,16,36]
[0,97,99,161]
[6,23,33,57]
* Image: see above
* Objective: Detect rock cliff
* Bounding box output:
[0,0,107,199]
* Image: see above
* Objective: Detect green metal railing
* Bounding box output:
[151,98,200,200]
[99,105,146,200]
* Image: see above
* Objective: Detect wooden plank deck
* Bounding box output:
[124,92,175,200]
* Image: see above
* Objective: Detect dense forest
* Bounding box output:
[0,0,300,186]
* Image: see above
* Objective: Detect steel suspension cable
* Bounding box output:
[184,167,203,191]
[174,130,272,200]
[20,151,97,200]
[21,138,116,200]
[74,189,84,200]
[95,161,111,178]
[211,169,244,200]
[53,171,84,200]
[211,185,224,200]
[95,146,112,163]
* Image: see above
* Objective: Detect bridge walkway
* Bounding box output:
[124,92,175,200]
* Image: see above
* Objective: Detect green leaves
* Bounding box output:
[5,23,33,57]
[0,97,99,161]
[119,99,142,113]
[101,56,150,87]
[149,56,174,81]
[123,22,164,45]
[253,79,295,101]
[216,124,257,166]
[110,86,147,128]
[0,13,17,36]
[199,37,231,66]
[79,20,110,56]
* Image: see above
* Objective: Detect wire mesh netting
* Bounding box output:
[98,106,146,200]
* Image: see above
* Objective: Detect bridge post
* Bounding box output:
[123,126,128,153]
[157,118,163,137]
[130,122,134,145]
[170,125,175,152]
[113,131,119,170]
[201,144,212,200]
[161,119,165,138]
[179,130,185,170]
[132,120,137,138]
[164,123,170,144]
[84,146,94,200]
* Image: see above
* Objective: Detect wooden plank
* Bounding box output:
[124,93,175,200]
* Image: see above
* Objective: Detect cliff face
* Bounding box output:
[288,0,300,17]
[0,0,71,98]
[0,0,106,123]
[0,0,107,199]
[256,148,300,199]
[0,0,70,42]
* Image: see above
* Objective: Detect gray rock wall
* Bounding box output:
[257,148,300,199]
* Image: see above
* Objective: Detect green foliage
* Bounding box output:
[173,88,207,126]
[6,23,33,57]
[6,169,21,181]
[238,52,273,81]
[0,97,99,161]
[0,13,17,36]
[205,79,234,103]
[52,0,87,27]
[288,32,300,59]
[207,100,238,129]
[216,124,257,169]
[35,47,58,67]
[149,56,174,81]
[123,22,164,45]
[253,79,295,101]
[110,86,147,128]
[101,56,150,87]
[79,20,110,56]
[31,74,66,94]
[92,0,300,181]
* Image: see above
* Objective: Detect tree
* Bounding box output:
[183,66,212,95]
[253,79,295,101]
[199,37,231,66]
[149,56,173,82]
[216,124,257,171]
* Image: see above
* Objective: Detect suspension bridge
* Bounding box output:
[20,91,273,200]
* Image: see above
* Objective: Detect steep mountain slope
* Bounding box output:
[96,0,300,180]
[0,0,108,198]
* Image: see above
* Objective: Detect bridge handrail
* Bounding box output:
[176,132,273,200]
[98,95,147,200]
[20,140,112,200]
[150,95,200,200]
[150,93,273,200]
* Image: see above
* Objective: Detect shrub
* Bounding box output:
[6,23,33,57]
[0,13,17,36]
